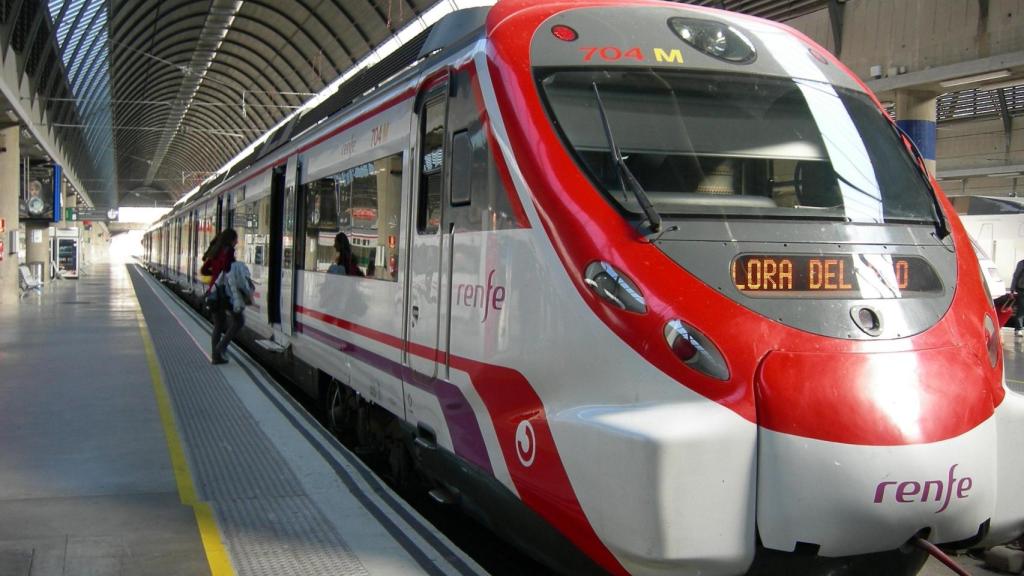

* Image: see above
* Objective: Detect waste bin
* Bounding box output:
[28,261,44,285]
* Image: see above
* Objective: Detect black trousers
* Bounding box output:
[211,307,245,359]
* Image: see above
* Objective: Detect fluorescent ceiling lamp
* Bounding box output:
[939,70,1011,88]
[986,171,1022,177]
[977,78,1023,92]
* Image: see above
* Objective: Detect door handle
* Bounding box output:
[411,305,419,327]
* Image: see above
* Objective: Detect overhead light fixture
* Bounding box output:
[986,171,1022,178]
[977,78,1023,92]
[940,70,1012,88]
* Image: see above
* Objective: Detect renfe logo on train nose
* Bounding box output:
[873,464,972,513]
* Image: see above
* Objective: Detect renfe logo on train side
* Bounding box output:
[873,465,972,513]
[455,269,506,323]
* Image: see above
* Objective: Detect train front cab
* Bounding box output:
[476,1,1024,574]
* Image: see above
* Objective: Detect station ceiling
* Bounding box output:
[7,0,830,209]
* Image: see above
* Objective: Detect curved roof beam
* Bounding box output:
[324,0,375,46]
[110,27,298,139]
[143,0,245,186]
[242,0,345,75]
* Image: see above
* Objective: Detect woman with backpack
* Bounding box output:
[200,229,239,364]
[212,256,254,364]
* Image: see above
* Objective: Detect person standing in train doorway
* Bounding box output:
[200,229,238,364]
[1012,256,1024,338]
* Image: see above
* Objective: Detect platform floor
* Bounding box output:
[0,262,483,576]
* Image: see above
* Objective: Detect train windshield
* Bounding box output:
[539,69,937,224]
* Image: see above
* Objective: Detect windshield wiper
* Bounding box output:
[893,124,949,240]
[591,82,662,234]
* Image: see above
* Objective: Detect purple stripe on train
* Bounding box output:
[296,321,494,475]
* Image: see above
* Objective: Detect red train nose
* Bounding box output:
[756,347,998,446]
[754,347,1000,556]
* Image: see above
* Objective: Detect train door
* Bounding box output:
[226,191,235,229]
[404,77,450,384]
[267,166,285,325]
[175,217,183,277]
[189,209,199,286]
[215,196,224,234]
[279,156,300,336]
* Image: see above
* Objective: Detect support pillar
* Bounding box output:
[895,90,938,175]
[0,126,19,302]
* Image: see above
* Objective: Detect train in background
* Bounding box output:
[951,195,1024,298]
[144,1,1024,574]
[970,236,1007,301]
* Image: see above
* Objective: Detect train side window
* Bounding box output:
[237,199,261,267]
[450,131,471,206]
[419,93,446,234]
[347,154,403,281]
[301,174,341,272]
[298,153,403,280]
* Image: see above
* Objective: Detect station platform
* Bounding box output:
[0,261,484,576]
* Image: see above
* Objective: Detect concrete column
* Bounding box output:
[895,90,937,175]
[0,126,19,302]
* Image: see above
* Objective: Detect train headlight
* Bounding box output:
[669,17,756,64]
[584,261,646,313]
[664,319,730,380]
[551,24,578,42]
[984,314,999,368]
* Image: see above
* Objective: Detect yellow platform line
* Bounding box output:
[1007,378,1024,386]
[137,312,235,576]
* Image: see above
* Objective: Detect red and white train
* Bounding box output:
[144,1,1024,574]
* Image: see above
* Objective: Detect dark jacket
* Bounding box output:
[1012,259,1024,293]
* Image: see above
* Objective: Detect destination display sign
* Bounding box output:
[731,254,942,298]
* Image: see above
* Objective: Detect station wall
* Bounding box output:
[789,0,1024,198]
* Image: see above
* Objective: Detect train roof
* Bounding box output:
[948,195,1024,216]
[161,6,492,221]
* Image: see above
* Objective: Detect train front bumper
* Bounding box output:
[755,348,1024,556]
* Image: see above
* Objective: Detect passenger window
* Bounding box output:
[348,154,403,281]
[237,199,257,265]
[301,173,342,272]
[299,153,403,280]
[254,196,271,267]
[419,93,446,234]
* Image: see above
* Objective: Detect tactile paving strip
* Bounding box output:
[129,268,369,576]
